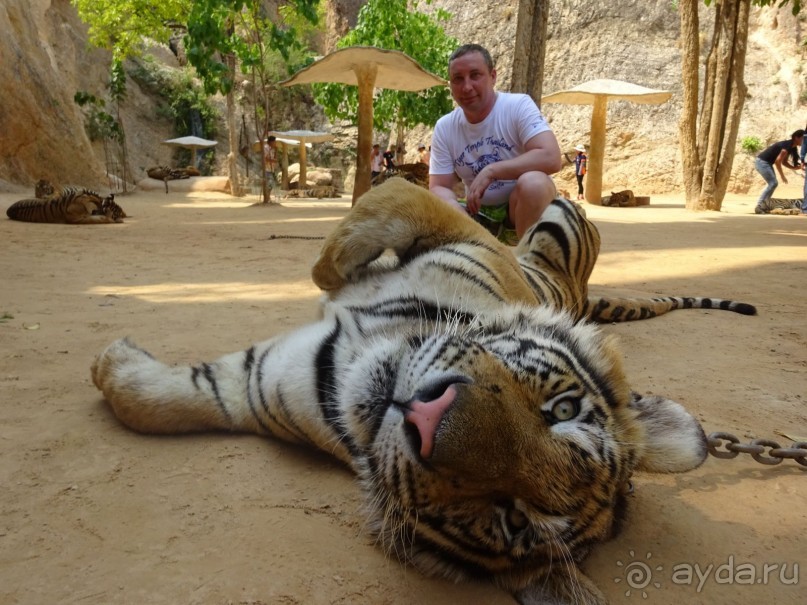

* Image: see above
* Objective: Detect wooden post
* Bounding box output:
[280,142,289,190]
[352,63,378,205]
[585,95,607,205]
[299,141,308,188]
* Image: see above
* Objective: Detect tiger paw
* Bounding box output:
[91,338,160,406]
[311,246,348,291]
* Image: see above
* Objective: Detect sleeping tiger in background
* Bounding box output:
[372,162,430,188]
[34,179,56,199]
[7,187,126,224]
[92,178,756,604]
[146,165,200,194]
[755,197,803,215]
[280,185,340,199]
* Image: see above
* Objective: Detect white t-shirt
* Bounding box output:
[371,150,383,173]
[430,92,551,205]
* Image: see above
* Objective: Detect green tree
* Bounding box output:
[314,0,457,152]
[71,0,189,63]
[185,0,319,200]
[71,0,189,187]
[679,0,802,211]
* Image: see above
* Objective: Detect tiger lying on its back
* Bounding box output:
[7,187,126,224]
[147,165,200,194]
[92,178,756,604]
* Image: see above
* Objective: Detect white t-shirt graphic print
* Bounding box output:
[430,92,551,205]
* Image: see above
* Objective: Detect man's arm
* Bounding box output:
[429,172,465,214]
[775,149,790,183]
[782,148,799,170]
[465,130,562,210]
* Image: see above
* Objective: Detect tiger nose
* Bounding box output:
[404,385,457,459]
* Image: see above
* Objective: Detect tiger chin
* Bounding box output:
[92,178,729,605]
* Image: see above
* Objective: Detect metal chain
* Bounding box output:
[707,431,807,467]
[267,234,325,240]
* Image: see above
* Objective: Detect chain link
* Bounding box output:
[267,234,325,240]
[707,432,807,467]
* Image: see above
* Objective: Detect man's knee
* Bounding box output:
[512,172,556,211]
[509,172,558,236]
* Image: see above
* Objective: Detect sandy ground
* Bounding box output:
[1,183,805,605]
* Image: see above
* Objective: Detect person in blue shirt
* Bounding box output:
[754,130,803,214]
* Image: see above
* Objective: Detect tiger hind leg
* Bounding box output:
[513,197,602,318]
[312,177,503,291]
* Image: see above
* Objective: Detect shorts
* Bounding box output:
[457,199,518,245]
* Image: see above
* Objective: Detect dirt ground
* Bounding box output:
[1,182,805,605]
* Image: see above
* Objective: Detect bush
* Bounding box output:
[741,136,763,154]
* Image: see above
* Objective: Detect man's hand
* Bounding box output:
[465,165,495,214]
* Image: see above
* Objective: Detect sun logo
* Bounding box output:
[614,550,663,599]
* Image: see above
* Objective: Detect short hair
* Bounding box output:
[267,135,276,143]
[792,129,805,139]
[449,44,494,72]
[373,143,379,148]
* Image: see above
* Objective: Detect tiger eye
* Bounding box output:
[551,399,579,421]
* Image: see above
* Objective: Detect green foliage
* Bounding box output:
[74,60,129,143]
[71,0,190,63]
[128,56,218,138]
[74,92,124,142]
[740,136,763,154]
[185,0,320,96]
[313,0,456,131]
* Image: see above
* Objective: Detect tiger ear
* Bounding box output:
[630,392,708,473]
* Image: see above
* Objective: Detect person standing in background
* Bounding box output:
[371,144,383,181]
[754,129,802,214]
[573,144,587,200]
[417,144,430,166]
[382,146,396,171]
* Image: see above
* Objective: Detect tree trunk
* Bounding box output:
[352,63,377,205]
[715,0,750,204]
[679,0,701,203]
[511,0,548,104]
[225,54,242,197]
[681,0,751,211]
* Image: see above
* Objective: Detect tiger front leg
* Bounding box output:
[312,177,490,291]
[91,338,260,435]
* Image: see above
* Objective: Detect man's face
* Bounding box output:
[448,51,497,122]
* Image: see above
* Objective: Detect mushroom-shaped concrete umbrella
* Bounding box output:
[280,46,445,203]
[162,136,218,168]
[267,130,334,189]
[542,79,671,205]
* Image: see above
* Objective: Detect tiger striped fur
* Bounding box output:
[756,197,803,215]
[280,185,340,199]
[146,165,200,194]
[371,162,429,188]
[92,178,753,604]
[34,179,56,198]
[7,187,125,224]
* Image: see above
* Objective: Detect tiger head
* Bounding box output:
[99,194,127,223]
[347,304,707,603]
